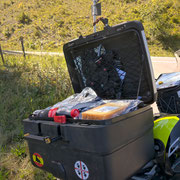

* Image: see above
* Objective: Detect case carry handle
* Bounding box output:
[93,17,109,29]
[24,133,61,144]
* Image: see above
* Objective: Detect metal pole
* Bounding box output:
[20,36,26,59]
[0,44,5,65]
[93,0,97,32]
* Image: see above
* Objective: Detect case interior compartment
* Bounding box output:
[64,22,156,105]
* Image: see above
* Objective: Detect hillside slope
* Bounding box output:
[0,0,180,55]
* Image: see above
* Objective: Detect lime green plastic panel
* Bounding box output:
[153,116,179,148]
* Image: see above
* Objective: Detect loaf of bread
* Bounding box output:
[81,103,129,120]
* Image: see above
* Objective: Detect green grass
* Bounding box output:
[0,54,73,146]
[0,55,73,179]
[0,141,56,180]
[0,167,9,180]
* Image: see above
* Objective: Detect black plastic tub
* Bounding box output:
[24,105,154,179]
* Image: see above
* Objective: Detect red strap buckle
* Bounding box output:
[71,109,80,118]
[54,115,66,124]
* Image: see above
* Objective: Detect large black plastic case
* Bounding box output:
[24,21,157,180]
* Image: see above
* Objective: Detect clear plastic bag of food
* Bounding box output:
[31,87,142,120]
[54,87,104,117]
[31,87,103,119]
[81,99,142,120]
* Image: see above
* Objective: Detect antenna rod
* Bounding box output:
[92,0,97,32]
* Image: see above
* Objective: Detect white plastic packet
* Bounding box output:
[156,72,180,90]
[103,99,142,116]
[80,99,142,120]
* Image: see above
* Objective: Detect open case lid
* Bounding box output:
[63,21,157,104]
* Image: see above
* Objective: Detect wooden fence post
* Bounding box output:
[0,44,5,65]
[20,36,26,59]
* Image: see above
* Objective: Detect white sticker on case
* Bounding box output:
[74,161,89,179]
